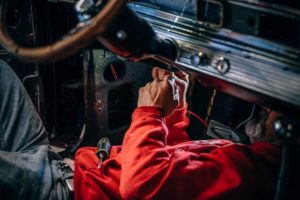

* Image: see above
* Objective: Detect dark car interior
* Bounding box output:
[0,0,299,199]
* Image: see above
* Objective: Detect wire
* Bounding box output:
[110,64,119,80]
[187,110,208,128]
[235,104,256,130]
[205,89,217,125]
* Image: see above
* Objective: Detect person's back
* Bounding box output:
[74,67,283,200]
[0,61,295,199]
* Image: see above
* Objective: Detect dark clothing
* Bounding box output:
[0,60,70,200]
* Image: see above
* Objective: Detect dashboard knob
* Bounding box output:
[216,57,230,74]
[191,52,208,67]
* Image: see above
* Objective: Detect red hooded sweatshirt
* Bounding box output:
[74,106,280,200]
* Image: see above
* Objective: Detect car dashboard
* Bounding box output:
[0,0,300,198]
[129,1,300,115]
[0,0,299,152]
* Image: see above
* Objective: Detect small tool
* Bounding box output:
[96,137,111,169]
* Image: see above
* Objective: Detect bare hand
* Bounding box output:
[137,74,179,116]
[152,67,189,108]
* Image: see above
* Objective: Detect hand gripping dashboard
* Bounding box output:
[129,3,300,116]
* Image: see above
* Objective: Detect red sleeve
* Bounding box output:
[74,147,111,200]
[165,106,190,145]
[119,107,279,200]
[74,146,123,200]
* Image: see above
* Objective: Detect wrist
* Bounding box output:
[133,106,165,118]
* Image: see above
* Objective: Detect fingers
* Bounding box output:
[149,67,189,110]
[152,67,159,80]
[175,70,189,84]
[159,70,172,81]
[152,67,172,81]
[162,73,174,81]
[152,67,189,84]
[138,75,179,115]
[175,70,188,78]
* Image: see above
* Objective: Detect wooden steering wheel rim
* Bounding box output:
[0,0,126,62]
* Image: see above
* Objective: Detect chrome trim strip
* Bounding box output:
[158,30,300,108]
[129,3,300,109]
[129,3,300,64]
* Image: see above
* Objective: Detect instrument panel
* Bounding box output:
[130,2,300,115]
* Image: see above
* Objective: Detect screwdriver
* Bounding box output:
[96,137,111,169]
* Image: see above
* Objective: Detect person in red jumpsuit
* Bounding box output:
[74,67,283,200]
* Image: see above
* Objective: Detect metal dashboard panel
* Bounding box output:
[129,3,300,114]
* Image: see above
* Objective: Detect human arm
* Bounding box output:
[119,74,279,199]
[151,67,190,144]
[119,107,279,199]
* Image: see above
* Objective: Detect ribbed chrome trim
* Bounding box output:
[158,30,300,108]
[129,2,300,109]
[129,3,300,64]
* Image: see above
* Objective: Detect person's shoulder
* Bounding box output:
[0,59,10,69]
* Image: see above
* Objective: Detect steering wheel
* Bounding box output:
[0,0,126,62]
